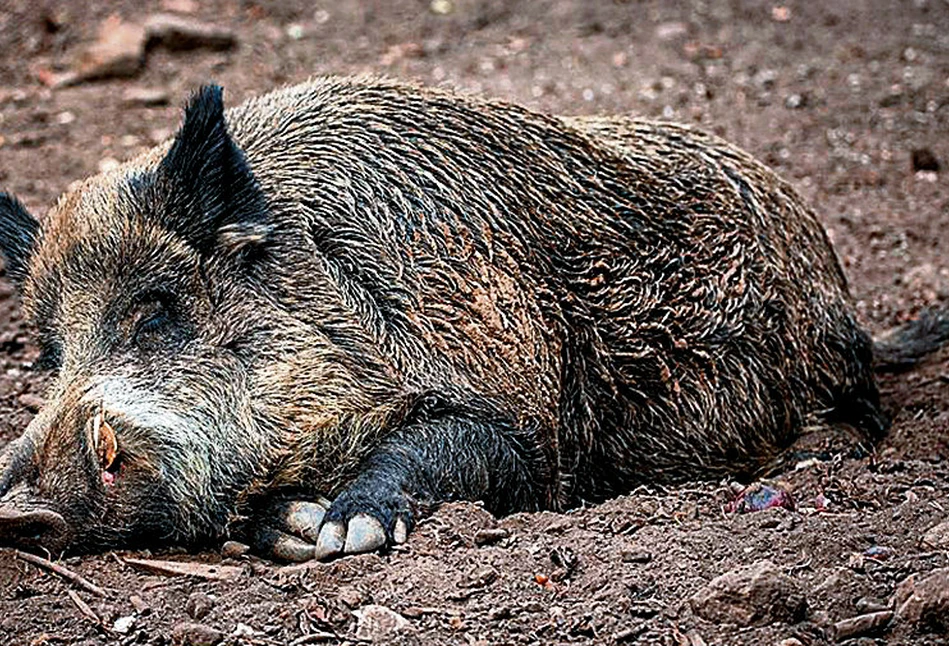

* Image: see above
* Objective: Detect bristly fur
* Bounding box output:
[0,192,40,283]
[873,310,949,372]
[155,85,271,255]
[0,75,943,555]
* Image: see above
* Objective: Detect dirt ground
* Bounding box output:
[0,0,947,644]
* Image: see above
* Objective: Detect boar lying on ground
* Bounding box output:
[0,77,946,561]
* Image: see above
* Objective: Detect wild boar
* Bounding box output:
[0,76,945,561]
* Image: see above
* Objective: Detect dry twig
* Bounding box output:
[67,589,102,625]
[15,550,108,597]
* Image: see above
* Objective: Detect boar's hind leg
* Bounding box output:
[258,397,547,562]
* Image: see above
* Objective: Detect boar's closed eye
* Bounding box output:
[130,295,184,352]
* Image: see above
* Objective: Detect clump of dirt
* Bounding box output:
[1,1,947,644]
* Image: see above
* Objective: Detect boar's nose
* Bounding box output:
[0,507,68,552]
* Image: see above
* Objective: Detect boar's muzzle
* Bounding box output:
[0,507,68,552]
[0,433,34,498]
[0,432,68,553]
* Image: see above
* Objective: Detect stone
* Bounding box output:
[129,595,150,615]
[354,604,414,642]
[473,527,509,546]
[655,22,688,41]
[220,540,250,559]
[122,87,171,107]
[620,548,652,563]
[894,568,949,632]
[112,614,136,634]
[185,592,213,620]
[337,586,369,609]
[461,565,499,588]
[689,560,807,626]
[171,622,223,646]
[61,15,147,86]
[145,14,237,51]
[17,393,44,412]
[833,611,893,641]
[160,0,198,13]
[921,520,949,550]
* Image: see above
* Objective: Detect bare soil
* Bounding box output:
[0,1,947,644]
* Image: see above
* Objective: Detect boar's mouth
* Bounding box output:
[0,507,69,553]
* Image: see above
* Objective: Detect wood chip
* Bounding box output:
[67,589,101,625]
[834,611,893,641]
[473,527,510,546]
[123,557,242,581]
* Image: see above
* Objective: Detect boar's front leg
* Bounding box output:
[258,396,548,562]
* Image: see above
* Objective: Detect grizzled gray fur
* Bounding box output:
[0,76,943,560]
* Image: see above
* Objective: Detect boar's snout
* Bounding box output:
[0,424,69,552]
[0,507,68,553]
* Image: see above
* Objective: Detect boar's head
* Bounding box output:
[0,87,281,553]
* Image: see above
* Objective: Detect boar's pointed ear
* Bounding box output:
[0,192,40,284]
[157,85,269,255]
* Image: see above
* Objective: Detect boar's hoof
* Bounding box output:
[255,486,413,562]
[255,498,329,562]
[340,514,386,554]
[282,500,329,542]
[267,513,387,562]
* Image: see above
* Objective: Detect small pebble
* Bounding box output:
[130,594,150,615]
[171,622,223,646]
[834,611,893,641]
[98,157,121,173]
[17,393,44,412]
[122,87,171,107]
[337,586,368,609]
[620,549,652,564]
[430,0,453,15]
[474,527,510,546]
[855,596,890,613]
[354,604,414,641]
[185,592,213,621]
[112,614,136,634]
[220,540,250,559]
[922,520,949,549]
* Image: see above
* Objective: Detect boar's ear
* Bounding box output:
[157,85,270,255]
[0,193,40,284]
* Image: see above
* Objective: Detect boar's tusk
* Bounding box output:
[92,409,102,451]
[91,408,118,471]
